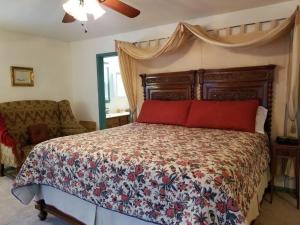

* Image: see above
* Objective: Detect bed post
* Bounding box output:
[266,68,274,143]
[140,74,147,100]
[198,69,205,100]
[35,199,85,224]
[36,200,48,221]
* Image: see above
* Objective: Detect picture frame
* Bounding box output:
[11,66,34,87]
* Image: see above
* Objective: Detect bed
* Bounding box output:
[12,65,275,225]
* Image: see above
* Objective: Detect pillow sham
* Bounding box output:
[255,106,268,134]
[185,100,259,132]
[27,123,49,145]
[137,100,191,126]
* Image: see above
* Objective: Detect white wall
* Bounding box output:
[0,29,72,103]
[70,0,300,127]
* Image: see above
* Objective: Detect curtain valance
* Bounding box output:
[116,8,300,136]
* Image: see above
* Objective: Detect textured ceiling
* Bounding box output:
[0,0,292,41]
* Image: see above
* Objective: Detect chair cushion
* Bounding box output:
[27,124,49,144]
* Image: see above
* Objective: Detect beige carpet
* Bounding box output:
[0,177,68,225]
[1,176,299,225]
[256,192,300,225]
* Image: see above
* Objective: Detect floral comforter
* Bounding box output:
[12,123,270,225]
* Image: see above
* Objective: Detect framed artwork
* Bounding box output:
[11,66,34,87]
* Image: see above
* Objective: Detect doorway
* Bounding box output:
[96,52,129,129]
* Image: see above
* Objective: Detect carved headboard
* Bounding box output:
[139,65,275,138]
[140,70,197,100]
[199,65,275,138]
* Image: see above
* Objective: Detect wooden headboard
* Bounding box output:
[140,70,197,100]
[199,65,275,138]
[140,65,275,138]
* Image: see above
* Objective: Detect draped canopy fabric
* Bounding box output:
[116,8,300,136]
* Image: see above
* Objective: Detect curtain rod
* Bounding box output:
[207,17,285,32]
[133,17,286,45]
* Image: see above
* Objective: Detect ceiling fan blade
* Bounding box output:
[100,0,140,18]
[62,13,76,23]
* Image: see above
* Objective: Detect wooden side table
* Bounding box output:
[106,113,130,129]
[271,142,300,209]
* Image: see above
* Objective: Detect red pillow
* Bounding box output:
[185,100,259,132]
[27,124,49,145]
[137,100,192,126]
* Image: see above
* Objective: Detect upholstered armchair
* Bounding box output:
[0,100,96,176]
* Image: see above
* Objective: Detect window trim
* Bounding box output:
[96,52,118,129]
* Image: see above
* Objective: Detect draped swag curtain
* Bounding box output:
[116,8,300,137]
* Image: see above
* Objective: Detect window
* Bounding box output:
[103,56,129,114]
[104,63,110,102]
[116,72,126,97]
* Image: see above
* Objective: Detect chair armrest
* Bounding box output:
[79,121,97,132]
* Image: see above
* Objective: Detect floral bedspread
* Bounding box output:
[13,123,270,225]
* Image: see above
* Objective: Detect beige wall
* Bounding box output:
[0,29,72,103]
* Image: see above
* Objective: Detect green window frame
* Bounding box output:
[96,52,118,130]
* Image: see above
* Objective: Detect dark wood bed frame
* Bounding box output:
[37,65,275,225]
[140,64,274,138]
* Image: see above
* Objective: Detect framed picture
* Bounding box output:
[11,66,34,87]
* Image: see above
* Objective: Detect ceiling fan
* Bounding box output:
[62,0,140,23]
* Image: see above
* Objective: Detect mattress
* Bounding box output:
[12,123,270,225]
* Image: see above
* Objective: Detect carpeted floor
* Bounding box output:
[0,177,68,225]
[0,176,300,225]
[255,191,300,225]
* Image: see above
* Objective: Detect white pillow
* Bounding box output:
[255,106,268,134]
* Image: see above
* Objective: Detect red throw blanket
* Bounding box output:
[0,114,23,165]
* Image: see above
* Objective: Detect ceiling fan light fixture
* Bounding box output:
[63,0,105,22]
[63,0,87,21]
[84,0,106,20]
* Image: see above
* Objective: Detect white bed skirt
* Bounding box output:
[13,169,270,225]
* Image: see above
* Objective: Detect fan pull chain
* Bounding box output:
[81,23,88,33]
